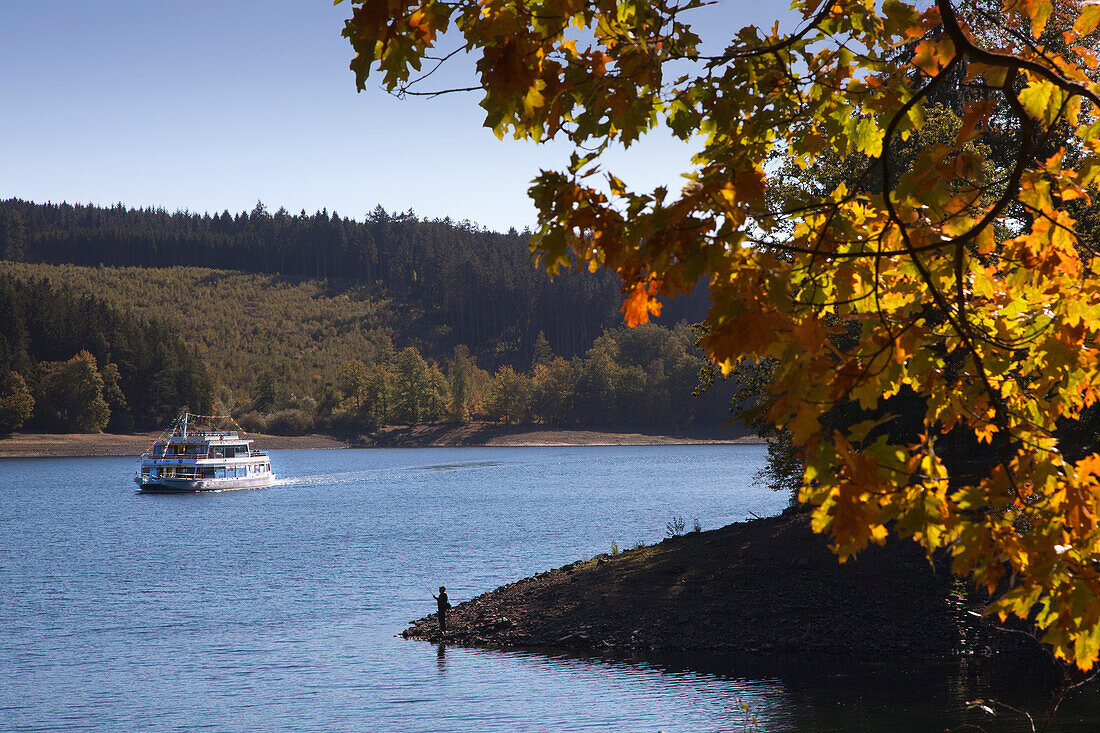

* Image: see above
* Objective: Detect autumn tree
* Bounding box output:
[341,0,1100,669]
[447,344,492,421]
[35,351,111,433]
[0,370,34,434]
[530,356,576,424]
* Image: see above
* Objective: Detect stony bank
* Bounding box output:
[402,512,1043,662]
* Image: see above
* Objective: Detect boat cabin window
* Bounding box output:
[208,443,249,458]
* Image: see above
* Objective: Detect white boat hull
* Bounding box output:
[136,473,276,492]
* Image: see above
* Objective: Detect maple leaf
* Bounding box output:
[621,280,662,327]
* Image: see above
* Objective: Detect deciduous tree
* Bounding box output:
[340,0,1100,668]
[0,370,33,434]
[487,364,532,423]
[35,351,110,433]
[392,346,448,423]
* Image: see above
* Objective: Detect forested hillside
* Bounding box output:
[0,200,740,437]
[0,262,396,404]
[0,198,709,366]
[0,262,738,436]
[0,272,211,433]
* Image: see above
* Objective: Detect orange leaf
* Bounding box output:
[956,100,995,145]
[912,38,956,76]
[621,280,662,327]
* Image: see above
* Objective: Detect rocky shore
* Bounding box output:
[402,512,1044,663]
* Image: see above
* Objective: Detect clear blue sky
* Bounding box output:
[0,1,798,232]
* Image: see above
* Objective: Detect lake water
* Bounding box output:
[1,445,1096,731]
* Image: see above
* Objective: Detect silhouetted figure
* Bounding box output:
[433,586,451,634]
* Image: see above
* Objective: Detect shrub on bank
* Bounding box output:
[237,411,268,434]
[265,409,314,436]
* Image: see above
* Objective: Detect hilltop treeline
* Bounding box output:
[0,198,709,365]
[0,273,211,433]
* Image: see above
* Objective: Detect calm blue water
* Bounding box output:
[1,445,1096,731]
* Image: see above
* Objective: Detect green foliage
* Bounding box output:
[0,263,741,436]
[486,365,532,424]
[756,428,803,508]
[338,359,369,411]
[529,357,575,424]
[391,347,447,424]
[34,351,110,433]
[362,364,394,427]
[446,344,490,422]
[0,270,210,431]
[530,331,554,368]
[573,336,646,427]
[0,198,711,366]
[0,208,25,261]
[0,262,390,412]
[254,372,279,413]
[100,362,129,432]
[0,370,34,434]
[265,409,314,436]
[237,410,268,434]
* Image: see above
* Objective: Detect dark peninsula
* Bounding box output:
[402,512,1042,663]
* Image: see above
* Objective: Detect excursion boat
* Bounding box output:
[135,411,275,492]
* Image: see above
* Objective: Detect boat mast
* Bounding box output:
[181,410,188,438]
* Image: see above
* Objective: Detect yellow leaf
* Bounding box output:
[1074,3,1100,36]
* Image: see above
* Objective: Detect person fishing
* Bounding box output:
[432,586,451,634]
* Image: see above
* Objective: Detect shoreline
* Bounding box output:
[0,424,761,459]
[363,421,761,448]
[0,432,350,459]
[400,513,1046,666]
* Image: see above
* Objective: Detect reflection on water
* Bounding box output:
[1,447,1097,731]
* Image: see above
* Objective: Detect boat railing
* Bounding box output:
[183,430,239,439]
[141,452,268,462]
